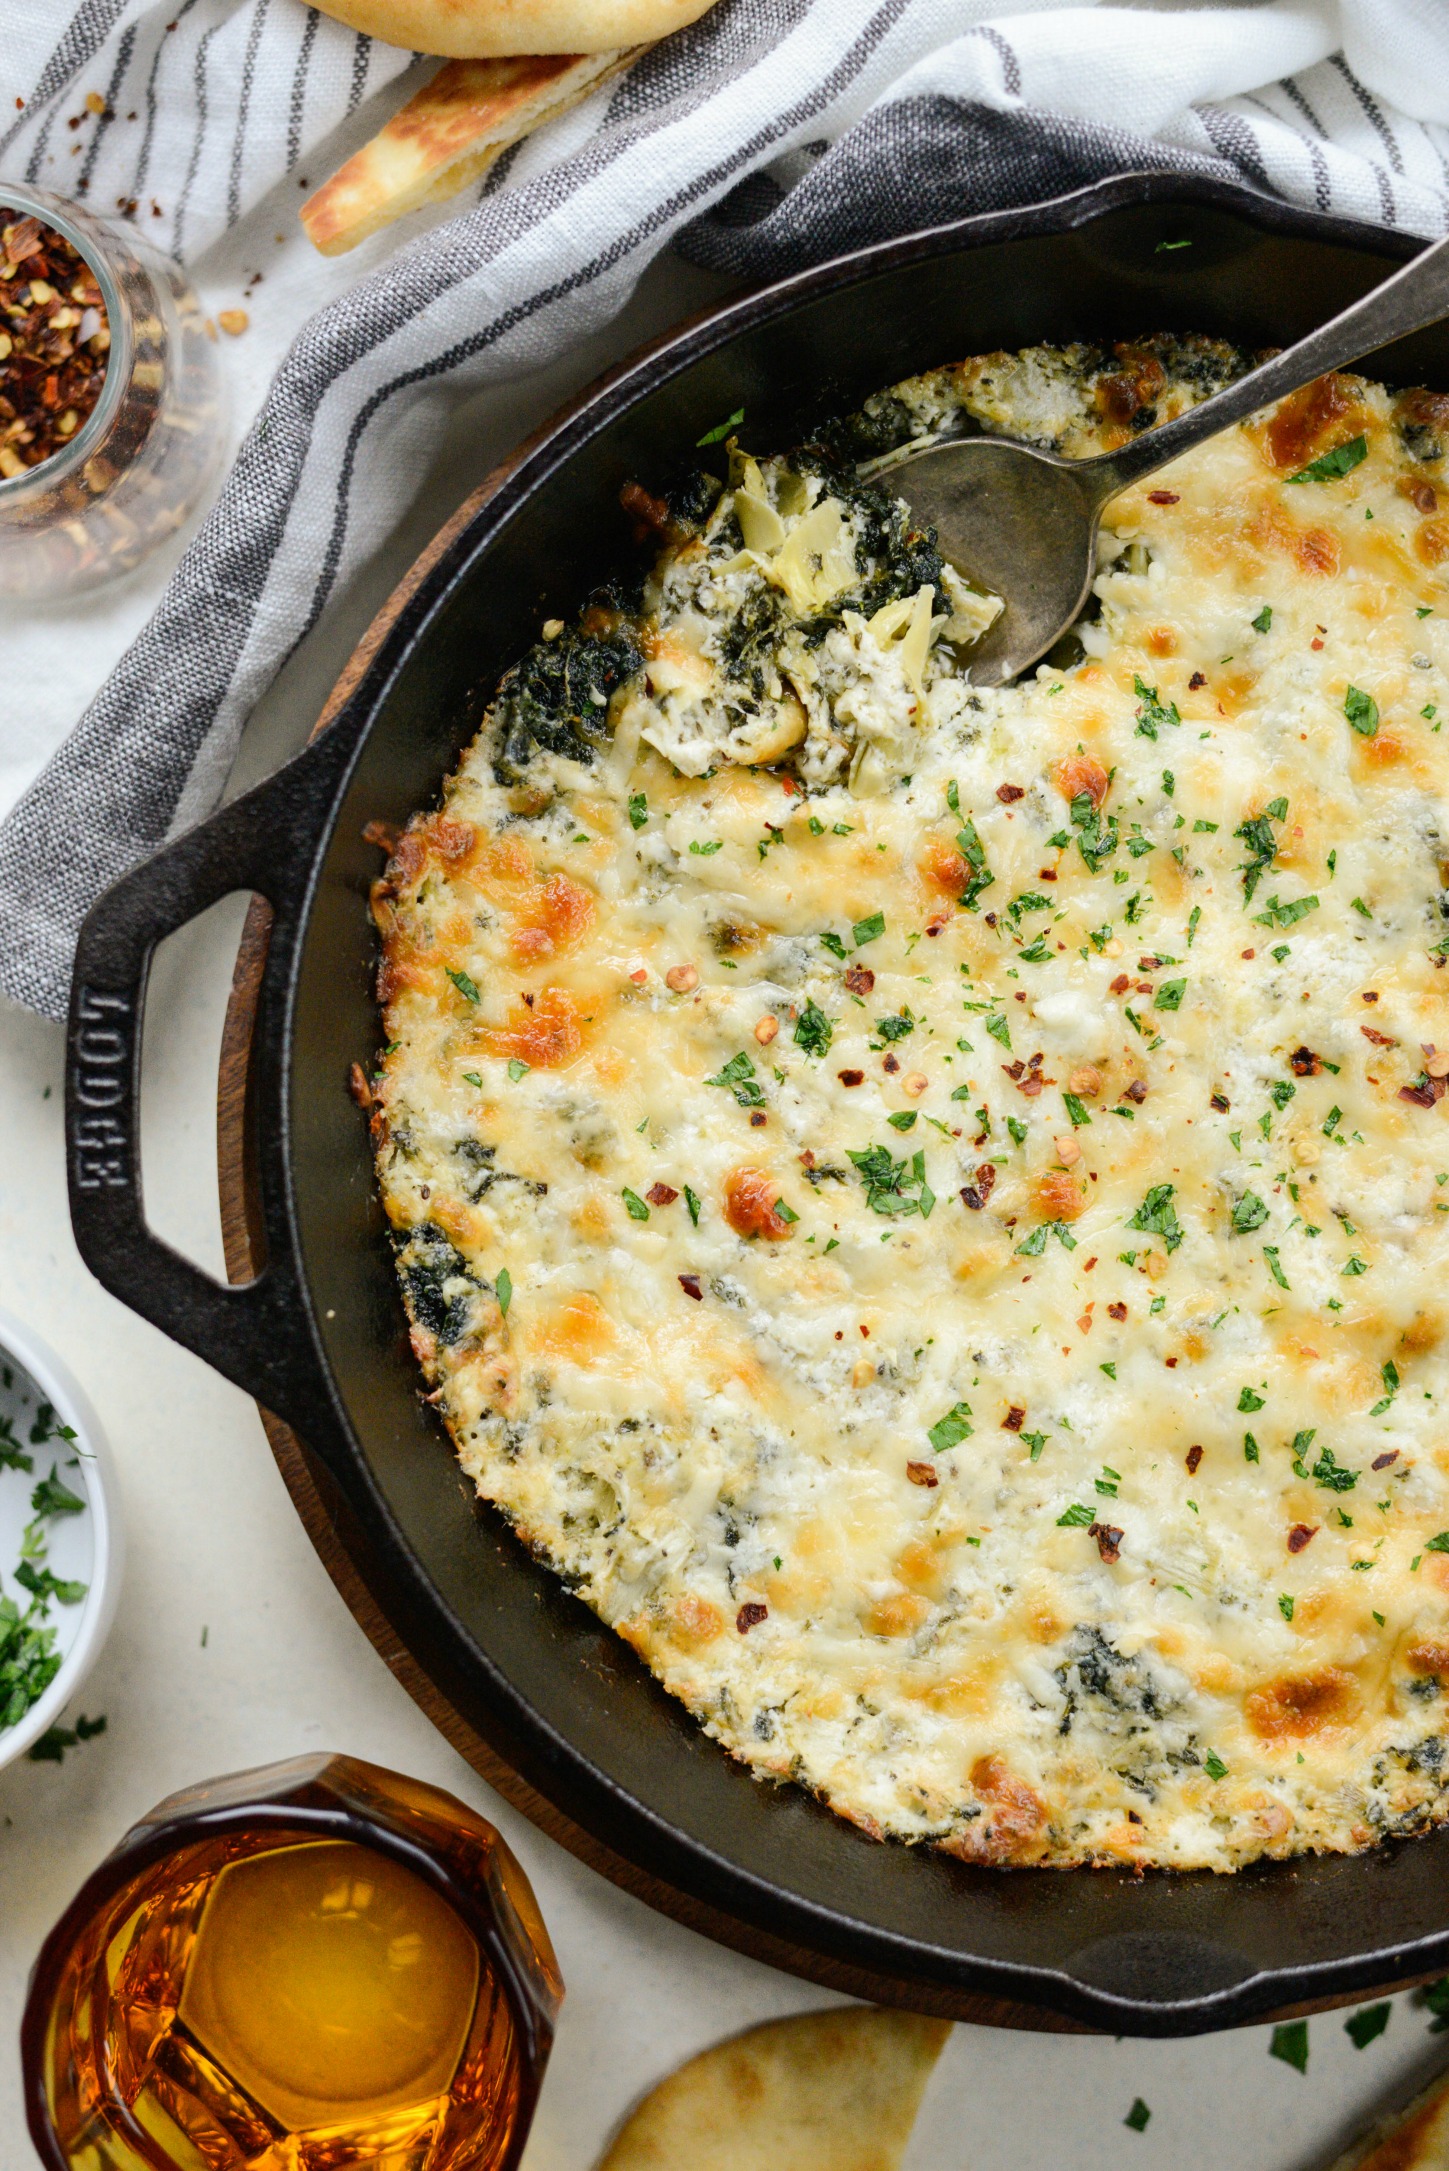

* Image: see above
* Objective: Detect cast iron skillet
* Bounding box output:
[66,172,1449,2036]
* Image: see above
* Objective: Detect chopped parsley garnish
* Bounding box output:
[1238,1386,1265,1412]
[852,911,886,947]
[495,1268,512,1316]
[684,1185,701,1226]
[461,1070,483,1088]
[1286,433,1367,485]
[1345,2003,1390,2048]
[1244,1433,1260,1462]
[1133,675,1181,739]
[874,1010,915,1043]
[848,1142,935,1218]
[985,1014,1012,1049]
[1069,788,1118,873]
[627,792,648,829]
[1342,1255,1369,1276]
[1264,1245,1290,1289]
[1057,1502,1095,1528]
[1350,896,1373,919]
[1007,1116,1027,1145]
[445,966,479,1004]
[773,1199,799,1224]
[30,1467,84,1519]
[1279,1593,1294,1621]
[1252,605,1273,633]
[1017,1219,1078,1256]
[954,820,995,911]
[794,998,833,1058]
[696,405,744,446]
[705,1050,766,1107]
[1344,685,1379,738]
[1254,893,1319,929]
[1155,978,1186,1011]
[1234,805,1286,904]
[1308,1445,1356,1493]
[1203,1750,1229,1781]
[819,931,849,960]
[1231,1190,1269,1233]
[1124,2100,1151,2134]
[887,1111,918,1132]
[689,839,723,856]
[927,1401,974,1452]
[1062,1093,1093,1128]
[1127,1182,1184,1251]
[1270,2019,1310,2072]
[507,1058,530,1083]
[621,1188,650,1221]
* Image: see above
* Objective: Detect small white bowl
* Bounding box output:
[0,1306,123,1772]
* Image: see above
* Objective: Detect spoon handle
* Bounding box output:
[1079,229,1449,505]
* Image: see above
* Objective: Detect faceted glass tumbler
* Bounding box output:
[0,184,223,599]
[21,1752,563,2171]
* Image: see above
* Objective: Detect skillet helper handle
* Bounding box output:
[66,729,352,1447]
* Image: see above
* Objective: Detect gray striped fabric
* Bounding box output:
[1,0,1447,1019]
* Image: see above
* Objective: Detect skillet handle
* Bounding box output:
[66,726,356,1460]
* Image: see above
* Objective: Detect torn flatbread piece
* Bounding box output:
[301,49,637,255]
[1330,2060,1449,2169]
[597,2007,950,2171]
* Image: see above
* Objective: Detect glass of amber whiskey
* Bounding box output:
[21,1752,562,2171]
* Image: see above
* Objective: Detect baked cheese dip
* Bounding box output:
[369,337,1449,1870]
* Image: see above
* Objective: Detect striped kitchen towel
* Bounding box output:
[1,0,1447,1020]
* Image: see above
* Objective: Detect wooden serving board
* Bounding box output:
[214,459,1435,2035]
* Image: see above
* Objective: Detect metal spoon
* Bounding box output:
[885,230,1449,687]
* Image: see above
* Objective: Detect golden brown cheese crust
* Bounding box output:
[372,338,1449,1870]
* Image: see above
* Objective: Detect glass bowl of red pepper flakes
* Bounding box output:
[0,186,223,598]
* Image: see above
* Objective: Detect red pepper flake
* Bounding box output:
[1089,1522,1123,1562]
[1039,868,1058,882]
[844,965,875,994]
[1110,973,1130,994]
[646,1182,679,1206]
[906,1461,939,1488]
[1147,490,1179,505]
[1287,1523,1317,1553]
[1372,1450,1399,1470]
[883,1052,900,1074]
[1002,1406,1025,1431]
[837,1068,864,1086]
[1241,948,1256,961]
[1400,1077,1445,1108]
[736,1602,768,1632]
[1361,1025,1397,1047]
[1363,991,1380,1002]
[1108,1301,1128,1322]
[1210,1091,1230,1111]
[1311,637,1324,650]
[960,1163,997,1210]
[1186,1444,1203,1473]
[1289,1046,1321,1076]
[996,783,1025,803]
[0,210,110,474]
[348,1061,373,1109]
[1124,1079,1148,1104]
[749,1110,767,1126]
[678,1273,702,1300]
[1188,671,1206,689]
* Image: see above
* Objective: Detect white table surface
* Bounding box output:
[4,204,1449,2171]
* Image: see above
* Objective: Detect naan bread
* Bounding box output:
[301,50,636,254]
[308,0,715,56]
[1330,2061,1449,2169]
[597,2008,950,2171]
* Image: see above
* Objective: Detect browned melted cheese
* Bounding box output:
[372,340,1449,1869]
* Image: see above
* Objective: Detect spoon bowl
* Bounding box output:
[891,436,1101,686]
